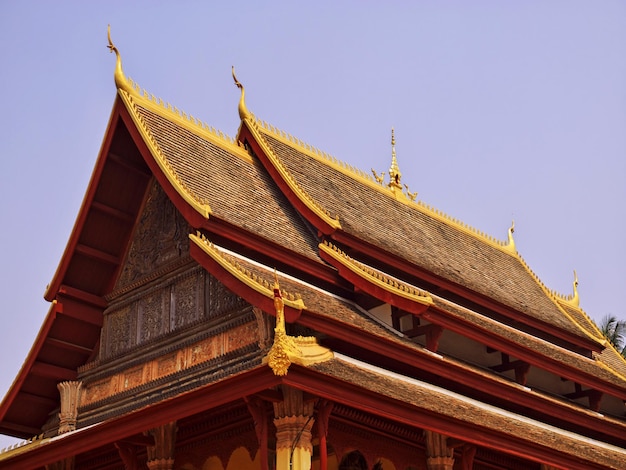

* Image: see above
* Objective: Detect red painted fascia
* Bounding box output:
[330,231,603,354]
[283,366,612,470]
[0,302,60,424]
[44,98,125,302]
[189,241,303,323]
[319,247,429,315]
[424,306,626,401]
[238,123,338,236]
[296,310,626,442]
[116,102,207,229]
[0,367,280,470]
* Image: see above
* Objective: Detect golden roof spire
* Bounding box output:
[388,128,402,191]
[569,270,580,307]
[232,66,251,120]
[507,220,516,252]
[107,25,128,92]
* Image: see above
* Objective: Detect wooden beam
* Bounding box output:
[91,200,136,224]
[55,296,103,327]
[297,311,626,442]
[45,337,92,355]
[19,392,57,408]
[57,285,107,308]
[406,324,444,352]
[0,421,42,438]
[75,243,120,266]
[108,151,152,178]
[30,361,76,381]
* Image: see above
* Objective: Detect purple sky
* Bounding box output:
[1,1,625,448]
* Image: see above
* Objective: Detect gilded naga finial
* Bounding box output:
[107,25,128,91]
[404,184,418,201]
[371,169,385,185]
[266,271,300,376]
[232,66,252,120]
[507,220,516,252]
[569,270,580,307]
[388,128,402,191]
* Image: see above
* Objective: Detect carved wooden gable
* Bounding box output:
[99,181,247,361]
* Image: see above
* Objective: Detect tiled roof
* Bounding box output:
[309,356,626,469]
[258,131,600,342]
[198,241,626,396]
[133,105,322,263]
[130,98,624,387]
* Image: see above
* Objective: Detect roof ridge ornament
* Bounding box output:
[507,220,516,252]
[388,128,402,191]
[561,270,580,308]
[232,66,252,120]
[107,25,129,92]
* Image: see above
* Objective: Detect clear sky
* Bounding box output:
[0,1,624,448]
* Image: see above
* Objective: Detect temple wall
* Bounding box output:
[71,181,268,426]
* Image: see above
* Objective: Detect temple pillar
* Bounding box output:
[316,400,334,470]
[273,386,315,470]
[424,431,454,470]
[57,381,82,434]
[146,421,177,470]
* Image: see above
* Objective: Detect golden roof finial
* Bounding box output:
[107,25,128,91]
[232,66,251,120]
[570,270,580,307]
[507,220,516,252]
[265,270,333,375]
[388,128,402,190]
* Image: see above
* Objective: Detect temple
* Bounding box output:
[1,29,625,470]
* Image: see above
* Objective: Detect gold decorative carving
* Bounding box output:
[107,25,129,93]
[190,233,306,311]
[265,275,332,376]
[232,66,252,120]
[320,240,433,306]
[388,128,402,192]
[553,270,580,308]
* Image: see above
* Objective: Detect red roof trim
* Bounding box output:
[330,231,603,354]
[239,123,338,236]
[44,100,124,302]
[296,311,626,443]
[284,366,613,470]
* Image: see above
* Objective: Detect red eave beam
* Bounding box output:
[239,124,338,236]
[424,306,626,401]
[189,241,303,323]
[284,366,613,470]
[0,367,280,470]
[319,248,429,316]
[296,310,626,442]
[45,99,125,302]
[330,231,603,354]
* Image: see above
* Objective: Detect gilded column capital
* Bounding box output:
[57,381,82,435]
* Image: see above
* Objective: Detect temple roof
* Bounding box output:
[309,356,626,470]
[1,33,625,464]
